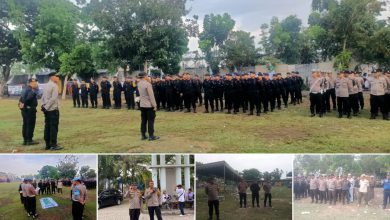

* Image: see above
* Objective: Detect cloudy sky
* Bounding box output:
[196,154,293,178]
[186,0,313,51]
[0,155,97,176]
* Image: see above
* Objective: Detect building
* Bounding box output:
[148,154,194,196]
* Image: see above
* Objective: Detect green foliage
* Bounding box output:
[38,165,59,179]
[57,155,79,180]
[222,30,257,71]
[79,165,96,180]
[59,43,96,80]
[242,168,262,181]
[199,13,235,74]
[333,50,352,71]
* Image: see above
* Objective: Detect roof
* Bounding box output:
[197,161,241,182]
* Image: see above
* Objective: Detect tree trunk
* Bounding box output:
[343,38,347,51]
[61,75,69,100]
[144,60,148,74]
[0,64,11,98]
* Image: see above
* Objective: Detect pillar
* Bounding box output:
[151,155,158,186]
[176,155,182,185]
[184,155,191,190]
[160,154,167,192]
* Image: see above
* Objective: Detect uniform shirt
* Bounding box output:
[205,183,219,201]
[144,187,161,207]
[385,76,390,94]
[21,86,38,108]
[348,178,355,188]
[125,189,142,209]
[335,78,352,98]
[335,179,342,190]
[348,77,359,94]
[359,179,369,193]
[72,184,87,203]
[356,76,364,92]
[309,77,323,93]
[368,77,387,96]
[341,180,350,190]
[176,188,185,202]
[57,182,63,189]
[309,178,318,190]
[41,80,59,111]
[250,183,260,194]
[263,183,272,193]
[21,183,27,197]
[238,182,248,193]
[328,77,336,89]
[327,179,336,191]
[137,80,157,108]
[25,183,37,197]
[318,179,327,191]
[384,178,390,190]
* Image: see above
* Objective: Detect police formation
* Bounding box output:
[71,71,305,116]
[308,69,390,120]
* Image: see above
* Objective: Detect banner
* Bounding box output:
[40,197,58,209]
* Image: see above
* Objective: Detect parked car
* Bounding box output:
[98,189,123,209]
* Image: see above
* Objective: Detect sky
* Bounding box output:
[0,155,97,176]
[186,0,313,51]
[196,154,293,178]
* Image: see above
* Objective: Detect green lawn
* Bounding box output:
[196,186,292,220]
[294,188,390,220]
[0,182,96,220]
[0,94,389,153]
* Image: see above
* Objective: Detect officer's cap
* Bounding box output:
[226,73,232,76]
[204,73,210,76]
[263,73,269,76]
[48,72,58,77]
[138,72,146,78]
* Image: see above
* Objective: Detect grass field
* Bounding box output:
[196,186,292,220]
[294,188,390,220]
[0,93,389,153]
[0,182,96,220]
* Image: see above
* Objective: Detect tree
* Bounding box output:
[86,0,189,74]
[13,0,79,71]
[38,165,59,179]
[199,13,235,74]
[57,155,79,179]
[59,43,96,81]
[79,165,96,180]
[242,168,262,181]
[271,168,284,181]
[222,31,257,71]
[0,0,22,96]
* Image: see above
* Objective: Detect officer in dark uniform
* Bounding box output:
[263,73,274,112]
[286,72,295,105]
[181,72,197,113]
[71,79,80,108]
[112,76,123,109]
[203,73,214,113]
[281,74,289,108]
[223,73,234,114]
[173,75,183,111]
[194,75,203,107]
[100,76,111,109]
[273,73,283,110]
[89,78,99,108]
[232,74,243,114]
[295,72,304,104]
[164,75,174,112]
[241,73,249,113]
[213,75,224,112]
[19,78,39,145]
[123,76,136,110]
[80,80,89,108]
[247,72,261,116]
[155,77,166,110]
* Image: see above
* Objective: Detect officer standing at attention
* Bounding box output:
[203,73,215,113]
[100,76,111,109]
[181,72,197,113]
[19,78,39,146]
[124,76,136,110]
[71,79,80,108]
[89,78,99,108]
[112,76,123,109]
[335,71,352,118]
[309,70,324,117]
[194,74,203,107]
[250,181,260,208]
[137,72,159,141]
[41,72,63,150]
[223,73,234,114]
[368,69,388,120]
[80,80,89,108]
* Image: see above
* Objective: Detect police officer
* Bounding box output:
[71,79,80,108]
[71,178,87,220]
[100,76,111,109]
[309,70,324,117]
[348,71,360,116]
[89,78,99,108]
[80,80,89,108]
[355,72,365,110]
[164,75,175,112]
[203,73,215,113]
[224,73,234,114]
[335,71,352,118]
[181,72,197,113]
[247,72,261,116]
[368,69,388,120]
[213,75,224,112]
[384,71,390,118]
[19,78,39,145]
[327,72,337,111]
[232,74,243,114]
[112,76,123,109]
[250,181,260,208]
[41,72,63,150]
[124,77,136,110]
[194,74,203,107]
[263,73,273,112]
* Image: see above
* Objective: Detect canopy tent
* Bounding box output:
[197,161,241,183]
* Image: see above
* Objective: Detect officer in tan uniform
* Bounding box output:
[238,179,248,208]
[144,180,162,220]
[309,70,325,117]
[368,69,388,120]
[309,174,319,203]
[348,71,360,116]
[355,72,365,110]
[336,71,353,118]
[125,183,142,220]
[318,175,327,204]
